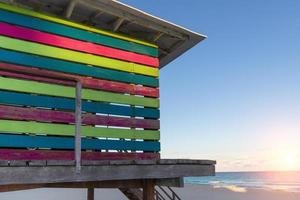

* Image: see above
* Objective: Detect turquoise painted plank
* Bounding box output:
[0,49,159,87]
[0,133,160,151]
[0,91,160,119]
[0,9,158,57]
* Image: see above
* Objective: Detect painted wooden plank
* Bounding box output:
[0,149,160,161]
[0,134,160,151]
[0,3,157,48]
[0,49,159,87]
[0,36,158,77]
[0,7,158,57]
[0,63,159,97]
[0,119,160,140]
[0,70,74,86]
[0,22,159,67]
[0,91,160,119]
[0,76,159,108]
[0,105,160,129]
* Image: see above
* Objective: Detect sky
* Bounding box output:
[121,0,300,172]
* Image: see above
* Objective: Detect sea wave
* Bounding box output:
[185,171,300,193]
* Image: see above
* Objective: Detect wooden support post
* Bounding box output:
[75,81,82,173]
[87,188,94,200]
[143,179,155,200]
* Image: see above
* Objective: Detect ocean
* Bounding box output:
[185,171,300,192]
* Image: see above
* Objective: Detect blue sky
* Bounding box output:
[121,0,300,171]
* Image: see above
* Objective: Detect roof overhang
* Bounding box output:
[1,0,206,68]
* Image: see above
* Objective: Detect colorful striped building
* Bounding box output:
[0,1,214,199]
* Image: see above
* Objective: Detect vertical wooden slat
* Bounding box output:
[75,81,82,173]
[87,188,94,200]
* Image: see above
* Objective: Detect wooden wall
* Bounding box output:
[0,2,160,161]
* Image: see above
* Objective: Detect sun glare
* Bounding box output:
[284,154,298,170]
[278,152,300,171]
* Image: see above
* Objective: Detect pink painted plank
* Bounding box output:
[0,149,160,160]
[0,22,159,67]
[0,105,160,129]
[0,62,159,97]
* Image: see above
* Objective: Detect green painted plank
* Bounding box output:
[0,76,159,108]
[0,2,157,48]
[0,119,160,140]
[0,36,159,77]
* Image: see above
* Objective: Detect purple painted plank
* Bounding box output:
[0,105,160,130]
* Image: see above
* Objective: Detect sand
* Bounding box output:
[0,184,299,200]
[173,185,300,200]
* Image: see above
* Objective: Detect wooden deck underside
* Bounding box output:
[0,159,215,186]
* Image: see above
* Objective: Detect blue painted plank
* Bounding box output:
[0,9,158,57]
[0,49,159,87]
[0,133,160,151]
[0,91,160,119]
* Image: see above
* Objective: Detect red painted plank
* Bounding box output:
[0,149,160,160]
[0,22,159,67]
[0,62,159,97]
[0,105,160,129]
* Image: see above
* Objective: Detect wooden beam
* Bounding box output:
[75,81,82,173]
[45,178,182,189]
[143,179,155,200]
[90,10,103,19]
[112,17,125,32]
[0,164,215,186]
[47,180,143,189]
[64,0,78,19]
[0,184,42,193]
[0,178,183,193]
[87,188,94,200]
[153,32,164,42]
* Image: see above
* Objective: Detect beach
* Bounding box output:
[0,184,299,200]
[173,184,300,200]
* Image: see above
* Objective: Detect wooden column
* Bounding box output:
[87,188,94,200]
[75,81,82,173]
[143,179,155,200]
